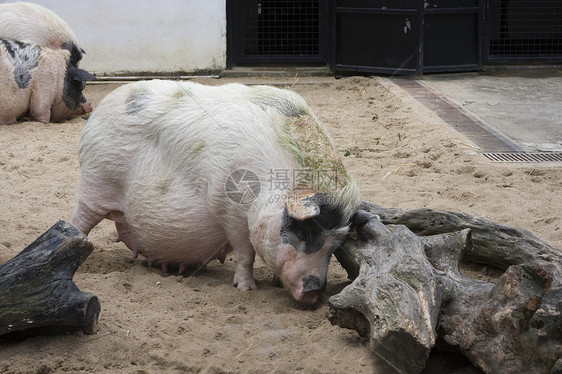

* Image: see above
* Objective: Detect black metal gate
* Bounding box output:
[332,0,482,75]
[484,0,562,63]
[227,0,329,66]
[226,1,561,72]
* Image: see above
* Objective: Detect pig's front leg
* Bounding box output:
[0,115,18,126]
[231,238,257,291]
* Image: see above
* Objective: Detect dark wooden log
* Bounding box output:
[330,204,561,374]
[0,220,100,338]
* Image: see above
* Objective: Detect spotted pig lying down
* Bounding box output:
[0,38,94,125]
[73,80,360,304]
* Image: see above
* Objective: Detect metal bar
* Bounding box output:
[477,0,484,69]
[418,0,424,75]
[333,64,417,75]
[483,0,492,63]
[423,64,481,73]
[334,7,417,15]
[486,55,562,63]
[423,7,480,14]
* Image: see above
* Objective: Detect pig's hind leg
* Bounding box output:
[72,200,106,235]
[72,185,124,236]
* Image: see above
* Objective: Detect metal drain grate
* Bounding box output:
[482,152,562,162]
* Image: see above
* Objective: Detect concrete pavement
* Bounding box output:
[419,68,562,153]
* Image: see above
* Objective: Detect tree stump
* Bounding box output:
[330,203,561,374]
[0,220,100,338]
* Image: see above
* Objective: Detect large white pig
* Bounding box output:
[72,80,360,304]
[0,38,94,125]
[0,2,85,66]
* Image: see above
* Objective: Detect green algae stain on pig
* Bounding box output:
[189,138,206,157]
[281,114,354,195]
[157,177,172,195]
[173,90,185,100]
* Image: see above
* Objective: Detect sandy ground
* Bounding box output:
[0,76,560,374]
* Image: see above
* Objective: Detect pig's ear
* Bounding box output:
[286,193,321,221]
[350,210,377,228]
[69,67,96,82]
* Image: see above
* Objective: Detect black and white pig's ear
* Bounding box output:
[350,210,378,228]
[286,192,321,221]
[69,67,96,82]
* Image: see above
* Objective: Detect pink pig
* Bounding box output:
[0,38,94,125]
[72,80,359,304]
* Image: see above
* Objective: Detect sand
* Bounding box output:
[0,76,560,374]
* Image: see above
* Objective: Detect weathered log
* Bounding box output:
[330,219,453,373]
[361,202,562,374]
[330,205,561,374]
[359,202,562,279]
[438,263,555,374]
[0,220,100,338]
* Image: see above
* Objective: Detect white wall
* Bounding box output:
[5,0,227,75]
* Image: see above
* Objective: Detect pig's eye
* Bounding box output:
[281,206,348,255]
[329,227,350,249]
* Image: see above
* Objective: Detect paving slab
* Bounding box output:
[391,76,523,153]
[419,68,562,153]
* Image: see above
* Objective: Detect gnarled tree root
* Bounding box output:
[331,203,561,374]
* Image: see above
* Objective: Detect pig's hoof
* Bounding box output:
[272,275,283,288]
[233,276,257,291]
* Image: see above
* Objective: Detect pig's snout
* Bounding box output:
[301,275,321,294]
[293,275,324,305]
[80,101,93,114]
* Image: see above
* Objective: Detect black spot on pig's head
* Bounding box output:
[63,64,96,110]
[61,42,83,67]
[280,194,347,255]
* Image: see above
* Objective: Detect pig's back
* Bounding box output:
[78,80,306,186]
